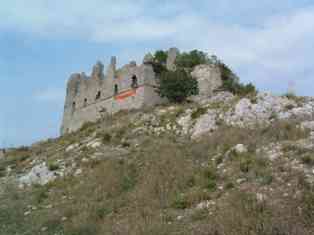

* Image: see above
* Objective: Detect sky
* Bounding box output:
[0,0,314,147]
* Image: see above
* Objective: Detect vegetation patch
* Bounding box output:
[158,69,199,103]
[47,160,59,171]
[301,154,314,166]
[175,50,212,69]
[191,106,208,119]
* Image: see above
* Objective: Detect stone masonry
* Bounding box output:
[61,48,223,134]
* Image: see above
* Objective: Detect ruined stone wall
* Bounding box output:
[61,57,160,134]
[61,48,224,135]
[191,64,222,98]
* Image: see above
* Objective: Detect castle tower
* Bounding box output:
[166,48,179,71]
[61,73,83,134]
[91,61,105,80]
[105,56,117,97]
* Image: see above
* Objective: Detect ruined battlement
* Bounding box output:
[61,51,163,135]
[61,48,223,135]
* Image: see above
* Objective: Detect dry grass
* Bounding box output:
[0,117,313,235]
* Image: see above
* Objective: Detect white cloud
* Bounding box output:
[1,1,314,95]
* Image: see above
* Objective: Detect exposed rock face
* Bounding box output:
[224,93,311,127]
[191,64,222,98]
[19,163,57,187]
[301,121,314,131]
[233,144,248,155]
[177,92,314,139]
[65,143,80,152]
[191,110,218,139]
[166,47,179,71]
[177,109,193,135]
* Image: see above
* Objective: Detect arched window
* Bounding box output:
[131,75,138,89]
[96,91,101,100]
[114,84,118,95]
[84,98,88,107]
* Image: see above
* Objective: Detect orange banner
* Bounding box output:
[114,89,136,100]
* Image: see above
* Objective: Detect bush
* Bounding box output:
[172,194,189,209]
[221,79,256,97]
[218,61,257,97]
[153,50,168,64]
[175,50,212,69]
[191,107,207,119]
[219,62,239,81]
[202,164,218,191]
[158,69,199,103]
[301,154,314,166]
[47,161,59,171]
[96,132,111,144]
[151,50,168,74]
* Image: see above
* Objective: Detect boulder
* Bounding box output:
[191,110,218,139]
[301,121,314,131]
[19,162,56,187]
[233,144,248,155]
[65,143,79,152]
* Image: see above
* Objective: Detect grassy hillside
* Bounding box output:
[1,98,314,235]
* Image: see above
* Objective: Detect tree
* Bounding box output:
[158,69,199,103]
[218,62,239,82]
[175,50,212,69]
[217,61,256,96]
[151,50,168,74]
[154,50,168,64]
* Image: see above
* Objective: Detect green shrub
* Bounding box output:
[175,50,212,69]
[172,194,189,209]
[203,165,217,191]
[218,61,257,97]
[191,107,207,119]
[95,206,112,219]
[158,69,199,103]
[33,186,49,204]
[47,161,59,171]
[301,154,314,166]
[0,168,6,178]
[154,50,168,64]
[96,132,111,144]
[190,208,209,221]
[221,79,256,97]
[259,174,273,185]
[302,188,314,224]
[121,142,130,148]
[120,163,137,192]
[285,104,295,110]
[219,62,239,81]
[239,156,252,173]
[225,181,235,190]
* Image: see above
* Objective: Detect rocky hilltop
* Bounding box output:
[1,89,314,234]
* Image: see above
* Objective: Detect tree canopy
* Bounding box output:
[158,69,199,103]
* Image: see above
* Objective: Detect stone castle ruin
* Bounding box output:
[61,48,222,134]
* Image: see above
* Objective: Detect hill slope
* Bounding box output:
[1,91,314,235]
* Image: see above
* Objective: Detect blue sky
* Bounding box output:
[0,0,314,147]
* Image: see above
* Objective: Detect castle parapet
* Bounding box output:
[91,61,105,80]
